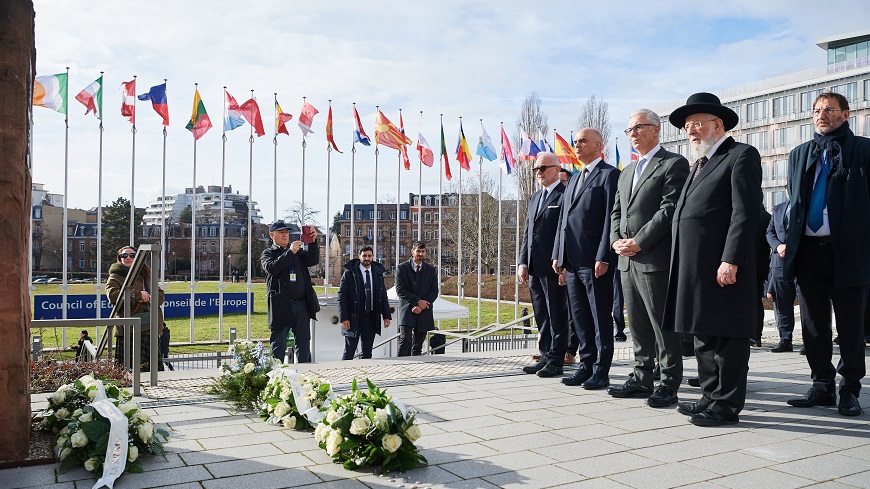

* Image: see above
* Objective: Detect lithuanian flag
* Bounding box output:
[186,88,212,140]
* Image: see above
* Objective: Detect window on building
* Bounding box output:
[412,230,419,239]
[772,95,795,117]
[413,213,419,222]
[424,212,431,223]
[865,115,870,137]
[356,210,363,219]
[209,260,215,271]
[831,82,858,103]
[745,101,767,122]
[400,245,406,256]
[210,227,217,237]
[345,244,350,255]
[400,228,407,237]
[424,230,431,240]
[366,227,372,239]
[773,126,797,149]
[345,226,350,237]
[762,161,771,182]
[800,89,822,112]
[746,131,768,150]
[800,123,814,142]
[858,41,869,59]
[357,228,362,237]
[448,196,457,205]
[425,196,432,206]
[865,80,870,101]
[773,160,787,180]
[202,242,207,253]
[434,229,439,239]
[368,211,374,219]
[377,211,383,219]
[400,210,408,219]
[390,211,396,219]
[772,190,787,207]
[414,196,420,205]
[79,241,85,252]
[848,115,856,131]
[344,210,351,219]
[211,242,216,253]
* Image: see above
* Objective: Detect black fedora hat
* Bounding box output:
[669,92,738,131]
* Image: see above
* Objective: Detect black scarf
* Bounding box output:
[813,120,852,177]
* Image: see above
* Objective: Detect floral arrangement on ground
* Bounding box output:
[38,375,168,478]
[315,378,425,473]
[206,340,277,411]
[259,367,334,429]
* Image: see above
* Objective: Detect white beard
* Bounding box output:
[689,137,717,161]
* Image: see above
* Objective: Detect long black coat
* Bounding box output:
[338,259,392,337]
[663,137,762,338]
[783,133,870,288]
[519,182,565,276]
[261,241,320,331]
[395,259,438,331]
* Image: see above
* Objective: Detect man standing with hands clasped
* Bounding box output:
[396,241,439,356]
[338,246,391,360]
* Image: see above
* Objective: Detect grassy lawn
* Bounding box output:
[30,282,531,353]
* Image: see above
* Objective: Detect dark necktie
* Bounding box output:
[574,168,589,199]
[364,269,372,312]
[690,156,708,184]
[807,151,830,232]
[537,189,548,216]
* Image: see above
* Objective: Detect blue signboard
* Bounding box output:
[33,293,254,320]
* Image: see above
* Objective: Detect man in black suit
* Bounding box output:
[783,92,870,417]
[519,152,568,377]
[663,93,762,426]
[552,128,620,389]
[608,109,689,407]
[338,246,392,360]
[395,241,439,356]
[753,207,772,346]
[766,198,798,353]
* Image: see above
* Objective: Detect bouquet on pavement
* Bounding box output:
[259,367,334,429]
[207,340,277,411]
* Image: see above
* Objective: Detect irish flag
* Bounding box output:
[74,76,102,119]
[185,88,212,140]
[33,73,68,114]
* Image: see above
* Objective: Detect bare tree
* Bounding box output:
[514,92,549,224]
[284,200,320,228]
[576,94,612,162]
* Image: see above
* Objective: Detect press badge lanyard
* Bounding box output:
[288,265,297,282]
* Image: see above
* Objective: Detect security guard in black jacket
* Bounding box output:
[338,246,391,359]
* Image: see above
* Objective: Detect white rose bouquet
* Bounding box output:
[206,340,277,411]
[258,369,333,429]
[315,379,426,473]
[40,376,168,478]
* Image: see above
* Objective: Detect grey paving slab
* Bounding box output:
[178,442,285,465]
[607,461,720,489]
[774,452,868,482]
[440,450,551,479]
[200,467,322,489]
[483,464,583,488]
[630,436,741,463]
[479,431,565,453]
[420,442,501,465]
[740,438,844,463]
[710,467,814,489]
[112,465,214,489]
[835,470,870,488]
[681,451,775,476]
[205,452,311,478]
[532,438,625,463]
[551,476,631,488]
[556,451,661,479]
[463,421,550,441]
[605,428,685,450]
[358,465,464,486]
[0,465,58,489]
[560,422,630,443]
[296,479,369,489]
[198,429,292,450]
[415,430,485,449]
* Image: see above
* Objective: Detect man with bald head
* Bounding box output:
[519,152,568,377]
[552,128,620,389]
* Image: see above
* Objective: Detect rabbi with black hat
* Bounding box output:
[662,92,762,426]
[261,220,319,363]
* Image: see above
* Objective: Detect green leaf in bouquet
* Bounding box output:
[351,378,358,392]
[318,383,330,395]
[386,403,399,430]
[127,462,144,474]
[58,454,82,474]
[94,432,110,455]
[263,398,280,407]
[81,419,109,441]
[156,427,170,439]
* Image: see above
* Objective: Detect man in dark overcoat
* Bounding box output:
[395,241,439,356]
[338,246,391,359]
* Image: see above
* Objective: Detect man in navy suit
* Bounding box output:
[395,241,439,356]
[766,198,797,352]
[519,152,568,377]
[552,128,620,389]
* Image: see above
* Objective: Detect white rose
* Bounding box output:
[314,422,330,442]
[325,410,339,424]
[84,457,99,472]
[54,408,69,420]
[88,389,98,400]
[128,445,139,462]
[349,417,371,435]
[59,447,72,461]
[280,387,292,400]
[404,425,422,443]
[273,401,290,418]
[80,375,96,387]
[381,433,402,453]
[282,416,297,429]
[134,410,150,423]
[55,436,68,449]
[373,409,388,429]
[72,409,83,418]
[138,423,154,443]
[79,412,93,423]
[52,388,66,404]
[118,401,137,415]
[71,430,89,448]
[325,431,343,456]
[243,363,255,374]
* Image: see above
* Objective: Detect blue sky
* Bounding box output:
[31,0,870,226]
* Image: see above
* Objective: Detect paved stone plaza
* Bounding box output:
[4,321,870,489]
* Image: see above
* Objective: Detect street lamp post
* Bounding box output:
[172,251,176,277]
[227,254,232,282]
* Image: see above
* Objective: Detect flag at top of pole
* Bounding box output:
[353,105,370,146]
[239,97,266,137]
[417,131,434,167]
[455,120,473,171]
[399,111,411,169]
[33,73,68,114]
[554,131,581,170]
[138,83,169,126]
[120,79,135,124]
[476,123,498,161]
[326,104,342,153]
[298,100,319,135]
[75,75,103,119]
[275,100,293,136]
[615,144,622,170]
[374,109,412,150]
[185,88,212,140]
[224,90,245,132]
[440,120,452,180]
[499,124,516,175]
[519,129,540,161]
[538,132,554,153]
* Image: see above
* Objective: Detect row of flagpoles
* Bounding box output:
[32,69,636,344]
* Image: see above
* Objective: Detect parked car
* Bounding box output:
[32,277,48,284]
[46,277,61,284]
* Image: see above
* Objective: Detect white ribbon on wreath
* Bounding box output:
[89,382,128,489]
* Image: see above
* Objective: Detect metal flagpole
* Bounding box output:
[373,106,380,260]
[457,117,463,304]
[477,144,483,329]
[273,93,278,222]
[95,72,104,340]
[219,86,228,340]
[396,108,403,272]
[189,83,198,343]
[351,103,357,259]
[246,90,255,339]
[325,100,333,293]
[418,111,423,240]
[496,123,503,324]
[301,96,307,227]
[438,114,443,295]
[130,75,137,246]
[160,79,168,286]
[515,155,520,320]
[61,66,69,346]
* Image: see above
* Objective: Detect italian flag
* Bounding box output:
[185,88,212,140]
[75,76,103,119]
[33,73,68,114]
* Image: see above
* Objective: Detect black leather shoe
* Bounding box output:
[689,410,738,426]
[582,375,610,390]
[608,378,653,398]
[838,391,863,416]
[770,342,793,353]
[646,385,678,408]
[522,360,547,374]
[652,364,661,381]
[799,345,806,355]
[614,332,627,342]
[787,387,836,407]
[536,363,563,378]
[686,377,700,387]
[561,369,592,386]
[676,401,708,416]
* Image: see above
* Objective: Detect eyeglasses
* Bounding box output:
[532,165,556,173]
[812,107,842,117]
[682,118,718,132]
[623,123,657,136]
[119,253,136,259]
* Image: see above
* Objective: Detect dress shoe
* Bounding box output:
[561,369,592,386]
[522,359,547,374]
[770,341,793,353]
[799,345,806,355]
[676,401,708,416]
[564,353,576,364]
[614,332,627,342]
[838,391,863,416]
[582,375,610,390]
[689,409,738,426]
[751,337,762,347]
[652,364,661,381]
[536,363,564,378]
[787,387,836,407]
[646,385,678,408]
[686,377,700,387]
[608,378,653,398]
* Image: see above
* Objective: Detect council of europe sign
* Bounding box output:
[33,293,253,319]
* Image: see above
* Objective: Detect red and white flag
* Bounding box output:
[239,97,266,137]
[297,101,319,135]
[417,132,434,167]
[120,79,135,124]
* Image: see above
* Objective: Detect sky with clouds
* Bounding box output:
[30,0,870,226]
